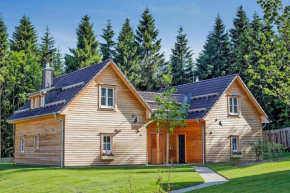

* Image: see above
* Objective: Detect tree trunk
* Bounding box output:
[166,129,169,165]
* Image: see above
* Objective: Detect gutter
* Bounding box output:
[196,119,206,165]
[54,112,64,168]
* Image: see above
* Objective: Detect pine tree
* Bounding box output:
[0,16,8,64]
[0,16,9,158]
[40,26,57,68]
[194,15,231,80]
[53,48,64,77]
[10,15,38,53]
[115,18,141,86]
[230,6,250,49]
[65,15,101,73]
[229,5,251,76]
[100,20,116,60]
[170,26,193,86]
[135,7,165,91]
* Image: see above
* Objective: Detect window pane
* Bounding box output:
[101,97,106,106]
[233,98,237,105]
[108,89,113,97]
[107,144,110,151]
[101,88,106,97]
[107,136,110,143]
[108,98,113,107]
[234,106,238,113]
[230,98,233,106]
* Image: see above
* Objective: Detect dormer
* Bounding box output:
[29,93,44,109]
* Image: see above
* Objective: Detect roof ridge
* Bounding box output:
[138,91,185,96]
[53,59,111,82]
[161,74,238,90]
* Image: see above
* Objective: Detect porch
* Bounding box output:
[147,120,204,164]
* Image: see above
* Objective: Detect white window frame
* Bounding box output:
[20,138,25,153]
[100,87,114,109]
[231,137,239,152]
[229,97,239,115]
[35,136,39,150]
[103,136,112,153]
[101,134,115,154]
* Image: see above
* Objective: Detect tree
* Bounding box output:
[115,18,141,86]
[10,15,38,53]
[53,48,64,77]
[40,26,57,68]
[229,6,251,77]
[247,0,290,105]
[170,26,194,86]
[100,20,116,60]
[194,15,232,80]
[150,88,189,164]
[65,15,101,73]
[135,7,165,91]
[0,15,9,159]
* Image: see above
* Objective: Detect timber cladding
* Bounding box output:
[147,120,203,164]
[14,115,63,166]
[205,80,262,162]
[63,65,148,166]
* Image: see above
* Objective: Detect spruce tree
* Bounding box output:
[100,20,116,60]
[229,5,251,76]
[10,15,38,53]
[135,7,165,91]
[40,26,57,68]
[53,48,64,77]
[170,26,194,86]
[115,18,141,86]
[194,15,231,80]
[65,15,101,73]
[0,16,8,64]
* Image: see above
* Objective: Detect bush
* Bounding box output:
[250,139,285,161]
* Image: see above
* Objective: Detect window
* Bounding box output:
[20,138,25,153]
[35,136,39,150]
[101,87,114,108]
[30,95,42,109]
[229,97,239,115]
[232,137,239,152]
[103,136,112,153]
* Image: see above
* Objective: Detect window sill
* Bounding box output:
[19,153,24,156]
[228,113,240,117]
[101,155,115,160]
[100,107,116,111]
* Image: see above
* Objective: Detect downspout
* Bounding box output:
[262,123,267,130]
[145,120,153,165]
[54,112,64,168]
[197,119,206,165]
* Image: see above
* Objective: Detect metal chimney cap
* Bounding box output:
[45,62,52,69]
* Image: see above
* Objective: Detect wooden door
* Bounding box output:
[179,135,186,163]
[151,134,157,164]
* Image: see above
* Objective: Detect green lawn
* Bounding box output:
[190,155,290,193]
[0,164,203,193]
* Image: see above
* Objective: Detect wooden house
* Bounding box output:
[8,60,270,166]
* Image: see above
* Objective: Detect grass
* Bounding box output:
[0,164,203,193]
[190,153,290,193]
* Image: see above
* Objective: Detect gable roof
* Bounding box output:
[8,60,150,123]
[157,74,269,122]
[138,91,186,111]
[158,74,237,119]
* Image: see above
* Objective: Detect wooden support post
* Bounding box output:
[156,132,160,164]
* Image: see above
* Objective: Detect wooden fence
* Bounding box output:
[263,127,290,149]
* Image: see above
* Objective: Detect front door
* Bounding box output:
[179,135,185,163]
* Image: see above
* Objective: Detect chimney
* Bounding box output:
[42,63,53,88]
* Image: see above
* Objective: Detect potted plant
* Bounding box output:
[101,151,115,160]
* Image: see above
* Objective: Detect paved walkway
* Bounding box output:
[170,166,228,193]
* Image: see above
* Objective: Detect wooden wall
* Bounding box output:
[204,80,262,162]
[147,120,203,164]
[14,115,63,165]
[64,65,148,166]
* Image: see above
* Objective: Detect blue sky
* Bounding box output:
[0,0,287,60]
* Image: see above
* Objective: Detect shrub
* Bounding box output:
[250,139,285,161]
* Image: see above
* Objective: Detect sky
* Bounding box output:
[0,0,287,61]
